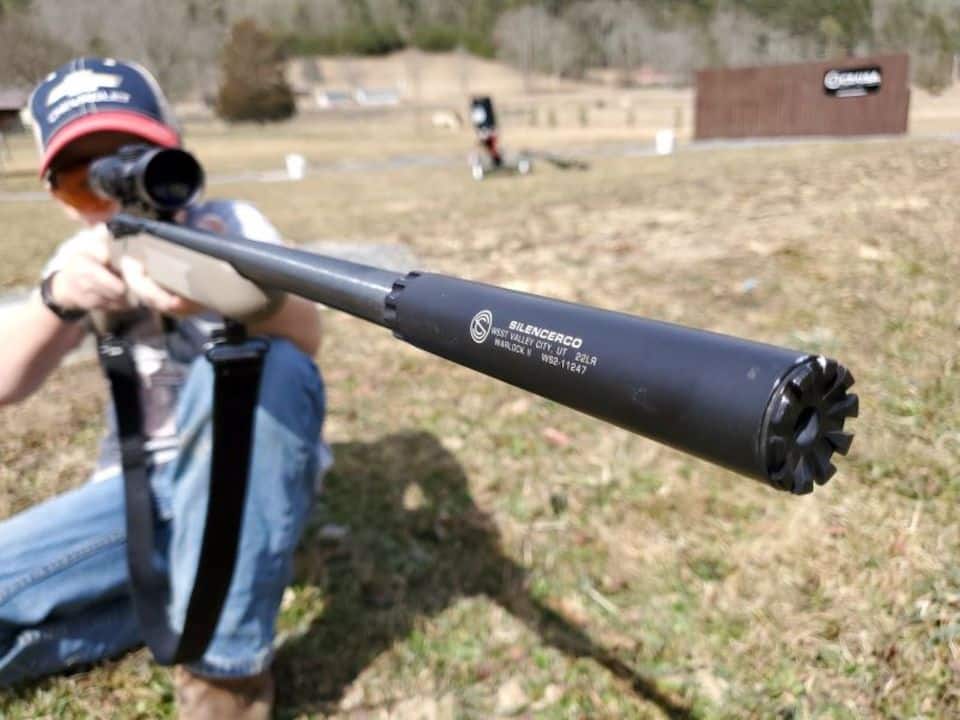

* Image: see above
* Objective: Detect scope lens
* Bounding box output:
[142,150,203,210]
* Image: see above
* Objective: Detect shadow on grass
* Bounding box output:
[275,431,694,718]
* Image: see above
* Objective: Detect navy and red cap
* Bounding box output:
[28,57,181,177]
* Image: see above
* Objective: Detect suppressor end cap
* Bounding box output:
[762,357,858,495]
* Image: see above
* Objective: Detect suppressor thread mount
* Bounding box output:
[383,271,421,332]
[760,357,858,494]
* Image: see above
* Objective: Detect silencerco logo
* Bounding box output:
[470,309,493,343]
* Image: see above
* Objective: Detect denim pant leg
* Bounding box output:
[0,471,141,688]
[159,337,325,678]
[0,338,325,687]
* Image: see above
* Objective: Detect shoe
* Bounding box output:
[174,665,275,720]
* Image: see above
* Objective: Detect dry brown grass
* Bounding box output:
[1,116,958,718]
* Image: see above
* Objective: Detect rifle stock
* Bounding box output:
[108,231,284,322]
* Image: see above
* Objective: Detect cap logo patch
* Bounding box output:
[47,70,123,106]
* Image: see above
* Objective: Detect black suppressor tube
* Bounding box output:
[385,273,857,494]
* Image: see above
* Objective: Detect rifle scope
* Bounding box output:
[90,144,204,215]
[109,214,859,495]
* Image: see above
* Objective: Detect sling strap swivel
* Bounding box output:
[98,319,267,665]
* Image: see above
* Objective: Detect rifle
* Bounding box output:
[90,144,858,663]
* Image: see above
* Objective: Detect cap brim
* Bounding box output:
[39,111,180,176]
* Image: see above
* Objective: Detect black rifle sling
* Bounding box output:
[98,328,267,665]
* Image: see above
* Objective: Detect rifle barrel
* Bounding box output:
[111,213,399,326]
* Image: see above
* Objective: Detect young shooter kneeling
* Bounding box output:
[0,57,329,719]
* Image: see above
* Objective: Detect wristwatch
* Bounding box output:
[40,272,87,322]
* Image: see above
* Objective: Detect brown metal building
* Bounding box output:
[695,54,910,140]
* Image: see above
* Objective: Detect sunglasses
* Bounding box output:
[47,163,117,215]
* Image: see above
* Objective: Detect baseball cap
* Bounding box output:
[28,57,181,177]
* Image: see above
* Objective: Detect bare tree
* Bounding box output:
[873,0,957,92]
[367,0,411,33]
[26,0,223,100]
[546,15,588,79]
[417,0,466,27]
[708,3,814,69]
[0,10,73,89]
[107,1,224,99]
[645,25,704,79]
[563,0,698,83]
[494,4,584,90]
[603,5,648,85]
[286,0,350,35]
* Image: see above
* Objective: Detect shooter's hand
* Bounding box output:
[47,230,132,313]
[118,255,204,317]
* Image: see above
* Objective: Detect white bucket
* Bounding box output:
[655,129,675,156]
[285,153,307,180]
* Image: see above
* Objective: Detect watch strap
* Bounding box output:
[40,272,88,322]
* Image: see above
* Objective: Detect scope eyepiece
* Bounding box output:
[89,144,204,215]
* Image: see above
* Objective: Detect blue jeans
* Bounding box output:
[0,338,325,687]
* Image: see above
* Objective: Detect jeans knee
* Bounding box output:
[177,337,324,432]
[261,337,319,384]
[257,338,325,434]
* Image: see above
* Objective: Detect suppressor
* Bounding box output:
[384,273,858,494]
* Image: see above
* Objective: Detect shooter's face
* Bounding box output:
[48,162,119,225]
[44,131,144,225]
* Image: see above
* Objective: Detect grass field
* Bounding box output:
[0,109,958,718]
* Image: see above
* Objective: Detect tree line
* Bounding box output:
[494,0,960,92]
[1,0,958,99]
